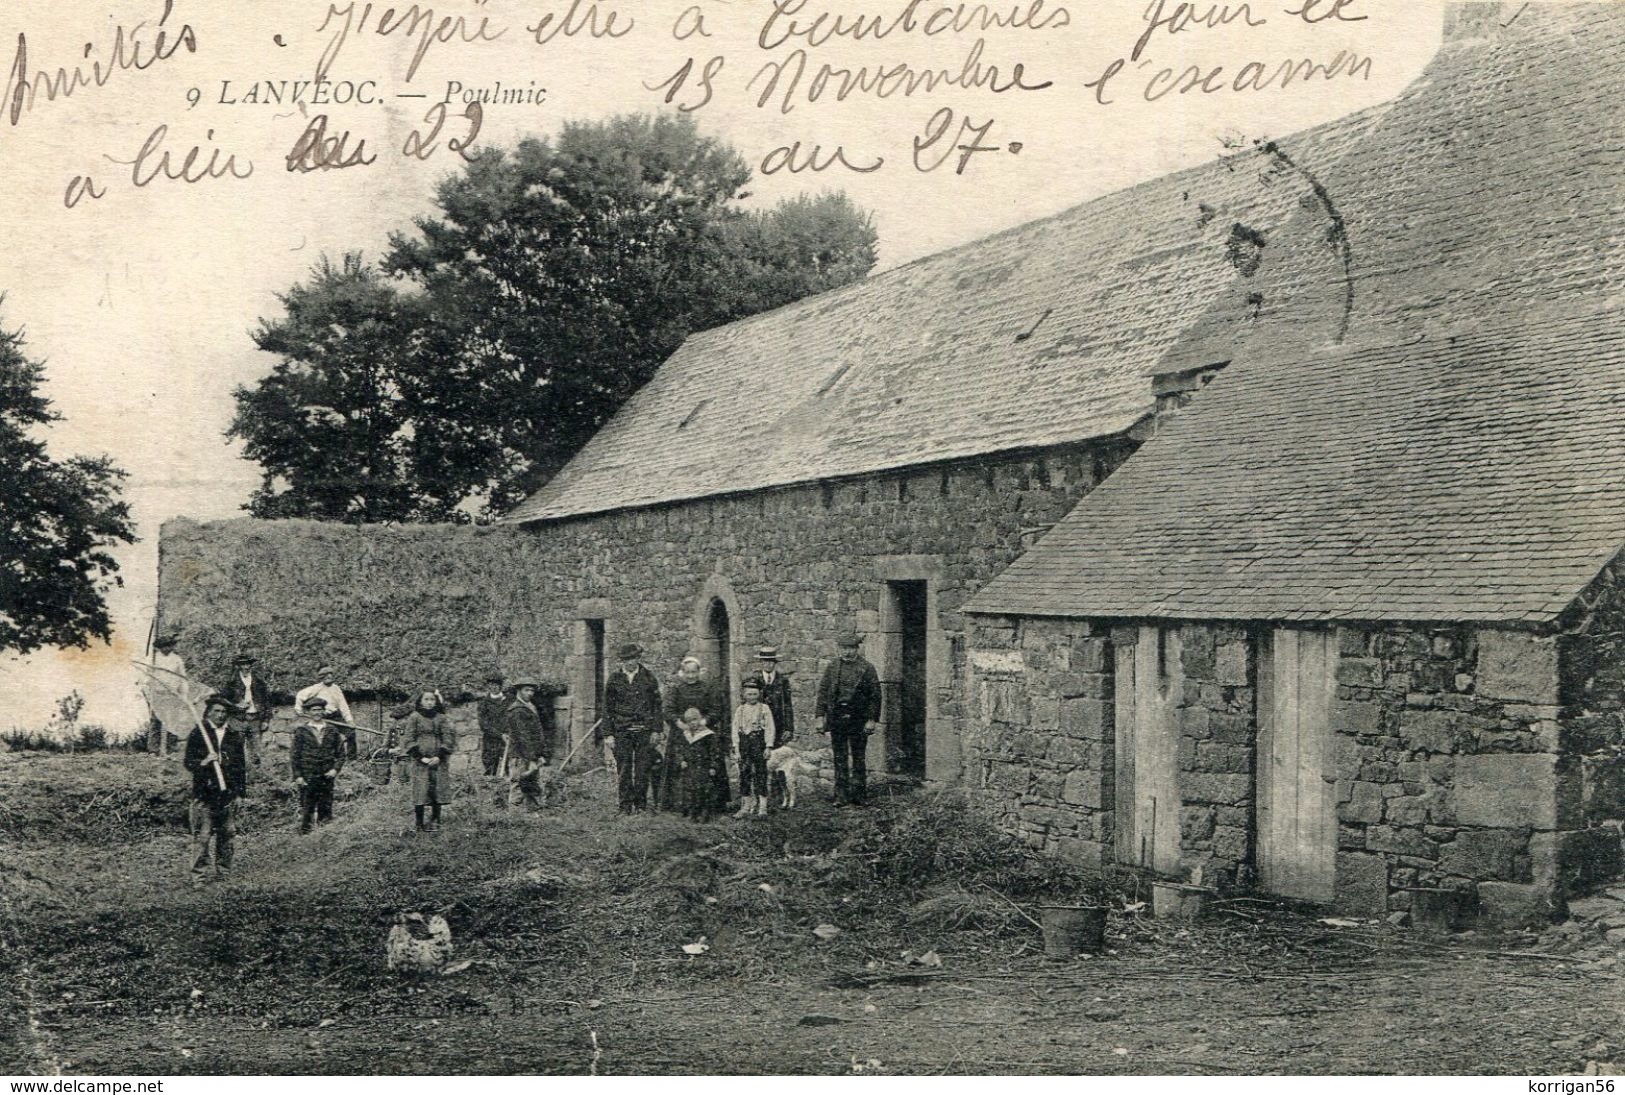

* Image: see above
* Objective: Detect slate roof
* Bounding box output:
[505,109,1381,524]
[969,2,1625,625]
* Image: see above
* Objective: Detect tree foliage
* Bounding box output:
[0,305,135,654]
[232,113,878,521]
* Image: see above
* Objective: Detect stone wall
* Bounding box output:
[1559,553,1625,828]
[966,612,1622,920]
[161,439,1135,780]
[964,615,1116,866]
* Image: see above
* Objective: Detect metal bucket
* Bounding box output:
[1406,887,1472,934]
[1040,905,1108,958]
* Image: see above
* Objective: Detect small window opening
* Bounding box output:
[820,481,835,509]
[1156,628,1171,686]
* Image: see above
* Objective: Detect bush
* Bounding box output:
[76,725,109,751]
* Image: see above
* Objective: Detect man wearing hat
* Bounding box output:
[182,695,248,886]
[477,672,511,777]
[602,643,663,813]
[220,654,273,772]
[751,645,796,802]
[290,695,345,833]
[816,627,881,806]
[296,665,356,759]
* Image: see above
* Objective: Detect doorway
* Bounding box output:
[587,618,606,726]
[1256,628,1338,902]
[1114,626,1184,875]
[697,596,734,711]
[882,579,929,779]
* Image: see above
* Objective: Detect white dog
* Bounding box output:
[767,745,825,809]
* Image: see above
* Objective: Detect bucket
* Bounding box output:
[1405,887,1472,934]
[1151,881,1209,920]
[1040,905,1108,958]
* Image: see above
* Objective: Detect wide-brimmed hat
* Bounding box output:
[301,695,330,712]
[755,646,779,662]
[232,654,256,667]
[617,643,643,661]
[510,679,540,693]
[154,633,178,650]
[202,693,236,715]
[835,628,862,649]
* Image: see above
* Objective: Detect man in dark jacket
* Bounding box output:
[477,673,509,777]
[816,627,881,806]
[602,643,662,813]
[219,654,272,774]
[291,696,345,832]
[183,696,249,886]
[504,681,554,810]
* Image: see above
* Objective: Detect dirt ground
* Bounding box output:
[1,748,1622,1076]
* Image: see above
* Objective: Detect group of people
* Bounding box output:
[590,628,882,820]
[171,622,885,886]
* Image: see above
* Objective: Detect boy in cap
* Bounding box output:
[602,642,662,812]
[731,678,777,818]
[816,627,881,806]
[477,672,510,777]
[296,666,356,758]
[503,680,554,811]
[291,696,345,833]
[751,645,795,802]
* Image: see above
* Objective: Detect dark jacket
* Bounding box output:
[504,698,555,765]
[399,709,456,760]
[752,670,795,743]
[665,676,728,735]
[603,665,662,739]
[220,673,273,721]
[673,726,726,814]
[291,720,346,780]
[184,721,248,805]
[477,693,509,741]
[817,656,882,726]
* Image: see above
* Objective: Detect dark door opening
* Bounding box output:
[888,580,929,780]
[587,618,606,727]
[702,597,733,711]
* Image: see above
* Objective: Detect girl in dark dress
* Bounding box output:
[673,707,726,821]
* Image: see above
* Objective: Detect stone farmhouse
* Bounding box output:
[159,2,1624,917]
[963,3,1625,919]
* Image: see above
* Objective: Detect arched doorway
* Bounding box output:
[700,598,733,711]
[689,576,741,712]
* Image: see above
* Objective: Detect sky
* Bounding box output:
[0,0,1447,731]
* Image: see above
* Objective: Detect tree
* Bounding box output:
[0,304,135,655]
[233,113,878,520]
[228,255,444,522]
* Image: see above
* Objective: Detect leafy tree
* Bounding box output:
[233,113,878,520]
[228,255,442,522]
[0,305,135,654]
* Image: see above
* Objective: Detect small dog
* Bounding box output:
[766,744,825,809]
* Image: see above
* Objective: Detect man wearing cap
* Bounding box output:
[183,696,248,886]
[296,666,356,759]
[290,696,345,833]
[752,646,796,803]
[602,643,662,813]
[220,655,273,772]
[816,628,881,806]
[477,673,510,778]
